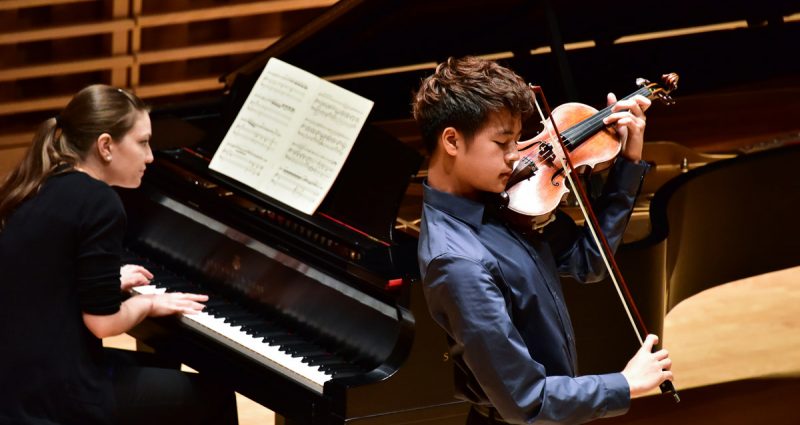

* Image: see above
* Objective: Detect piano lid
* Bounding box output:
[224,0,799,83]
[170,0,798,249]
[216,0,799,148]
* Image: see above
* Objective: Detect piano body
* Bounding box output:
[121,0,800,423]
[121,128,466,424]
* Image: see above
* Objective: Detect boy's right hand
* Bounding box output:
[621,334,674,397]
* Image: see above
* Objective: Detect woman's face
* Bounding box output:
[106,111,153,188]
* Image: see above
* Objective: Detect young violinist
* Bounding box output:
[413,56,673,424]
[0,85,237,425]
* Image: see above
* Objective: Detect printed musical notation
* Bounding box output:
[209,57,373,215]
[248,95,294,127]
[297,121,347,154]
[212,146,266,176]
[259,71,306,103]
[310,93,363,129]
[237,119,280,149]
[270,168,321,205]
[285,144,336,175]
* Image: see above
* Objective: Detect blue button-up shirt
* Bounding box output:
[418,159,648,424]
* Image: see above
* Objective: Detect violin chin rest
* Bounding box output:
[499,191,510,209]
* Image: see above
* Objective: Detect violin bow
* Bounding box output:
[530,76,681,403]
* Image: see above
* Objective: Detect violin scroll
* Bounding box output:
[637,72,679,105]
[661,72,680,91]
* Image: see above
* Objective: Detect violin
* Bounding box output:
[501,73,680,216]
[501,74,682,402]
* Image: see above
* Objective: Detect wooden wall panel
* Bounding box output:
[0,146,27,180]
[0,0,335,177]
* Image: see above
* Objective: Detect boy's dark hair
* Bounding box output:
[412,56,535,153]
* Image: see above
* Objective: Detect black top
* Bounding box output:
[0,170,126,425]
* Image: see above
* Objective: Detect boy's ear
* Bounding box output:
[441,127,460,156]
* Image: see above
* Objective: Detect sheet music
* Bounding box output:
[209,57,373,215]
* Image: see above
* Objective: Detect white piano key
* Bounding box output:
[132,285,331,393]
[132,284,166,295]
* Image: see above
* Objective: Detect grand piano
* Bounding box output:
[121,0,800,423]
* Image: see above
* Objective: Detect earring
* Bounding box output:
[106,155,112,161]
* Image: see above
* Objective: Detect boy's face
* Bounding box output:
[449,109,521,198]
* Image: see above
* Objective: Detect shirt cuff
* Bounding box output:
[599,372,631,417]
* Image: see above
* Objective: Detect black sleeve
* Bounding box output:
[75,186,127,315]
[541,209,579,258]
[553,158,649,282]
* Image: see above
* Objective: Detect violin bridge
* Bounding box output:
[538,141,556,163]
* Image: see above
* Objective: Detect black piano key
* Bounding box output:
[305,357,347,368]
[162,284,202,294]
[317,362,350,374]
[161,277,200,287]
[253,331,286,341]
[281,344,321,357]
[264,335,305,346]
[205,304,242,316]
[203,298,229,308]
[156,278,193,287]
[330,366,364,378]
[230,318,268,329]
[247,325,281,335]
[221,311,259,323]
[241,322,280,333]
[300,353,334,364]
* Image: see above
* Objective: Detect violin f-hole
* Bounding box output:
[550,168,563,187]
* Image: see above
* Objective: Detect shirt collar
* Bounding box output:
[422,180,489,227]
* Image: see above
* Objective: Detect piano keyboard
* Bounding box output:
[128,260,367,394]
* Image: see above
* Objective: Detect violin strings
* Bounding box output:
[521,93,551,164]
[566,87,649,138]
[523,86,651,164]
[560,87,652,151]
